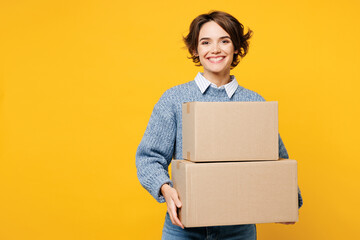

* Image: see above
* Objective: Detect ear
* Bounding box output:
[192,50,198,57]
[234,49,239,54]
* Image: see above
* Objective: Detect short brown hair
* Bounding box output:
[183,10,253,69]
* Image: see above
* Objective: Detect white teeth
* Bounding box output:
[209,57,224,62]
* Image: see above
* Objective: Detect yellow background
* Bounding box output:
[1,0,359,239]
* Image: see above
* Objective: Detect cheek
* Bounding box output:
[197,46,206,55]
[197,49,207,60]
[227,45,235,53]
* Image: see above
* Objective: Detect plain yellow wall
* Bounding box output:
[1,0,359,239]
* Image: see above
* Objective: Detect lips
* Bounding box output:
[207,56,225,63]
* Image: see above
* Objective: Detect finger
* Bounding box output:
[173,194,182,208]
[168,209,176,225]
[166,193,184,229]
[168,202,179,226]
[170,206,184,229]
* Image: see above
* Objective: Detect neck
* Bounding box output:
[202,70,231,87]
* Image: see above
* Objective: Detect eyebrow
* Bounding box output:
[199,36,231,41]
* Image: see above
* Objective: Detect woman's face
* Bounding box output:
[195,21,238,75]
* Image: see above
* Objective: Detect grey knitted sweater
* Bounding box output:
[136,80,303,208]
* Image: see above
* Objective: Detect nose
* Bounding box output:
[211,43,221,53]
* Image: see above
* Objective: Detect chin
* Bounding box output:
[205,67,229,74]
[203,64,232,74]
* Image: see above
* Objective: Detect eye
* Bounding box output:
[201,41,209,45]
[222,40,230,44]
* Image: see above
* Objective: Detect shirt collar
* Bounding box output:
[194,72,239,99]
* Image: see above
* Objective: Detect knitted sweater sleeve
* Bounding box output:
[135,91,176,203]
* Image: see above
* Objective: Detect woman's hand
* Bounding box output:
[161,183,184,229]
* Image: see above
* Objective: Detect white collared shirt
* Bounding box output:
[194,72,239,99]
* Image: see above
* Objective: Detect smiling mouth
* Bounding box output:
[207,56,225,63]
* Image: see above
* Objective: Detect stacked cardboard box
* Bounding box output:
[172,101,299,227]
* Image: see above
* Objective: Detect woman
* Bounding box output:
[136,10,303,240]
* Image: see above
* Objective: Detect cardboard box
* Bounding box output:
[182,101,279,162]
[172,159,298,227]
